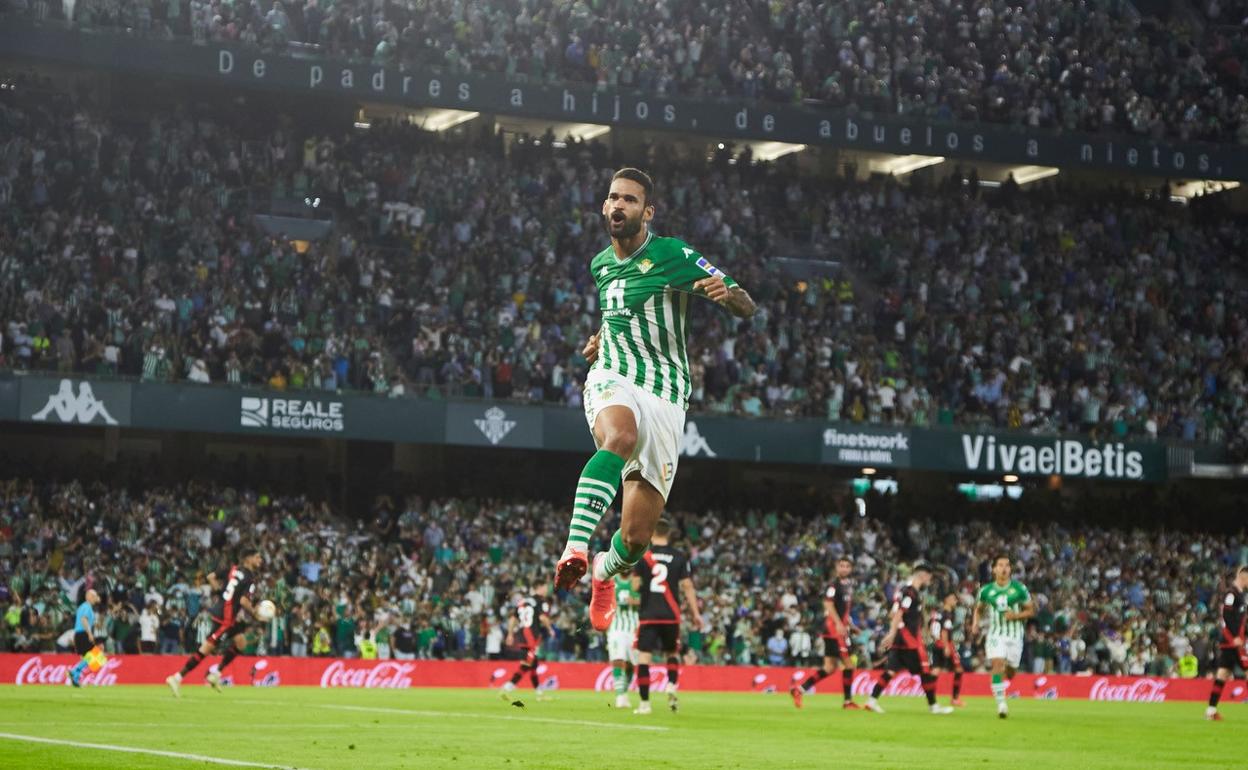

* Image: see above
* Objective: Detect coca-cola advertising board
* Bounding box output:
[1,654,1236,703]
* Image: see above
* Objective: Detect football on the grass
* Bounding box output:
[256,600,277,621]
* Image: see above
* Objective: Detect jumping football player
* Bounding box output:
[553,168,756,633]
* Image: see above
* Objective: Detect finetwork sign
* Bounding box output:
[240,396,344,432]
[823,428,910,466]
[959,435,1144,480]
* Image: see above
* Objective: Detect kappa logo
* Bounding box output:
[599,266,610,277]
[31,380,119,425]
[475,406,517,445]
[240,397,269,427]
[680,421,717,458]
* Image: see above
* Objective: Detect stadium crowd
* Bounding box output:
[2,79,1246,456]
[1,477,1245,679]
[4,0,1248,145]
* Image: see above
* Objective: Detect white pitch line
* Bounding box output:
[0,722,375,730]
[320,704,671,732]
[0,732,302,769]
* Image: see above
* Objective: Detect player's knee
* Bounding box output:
[620,520,652,553]
[601,423,637,458]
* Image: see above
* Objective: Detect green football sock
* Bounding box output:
[613,665,627,696]
[991,672,1006,706]
[595,529,648,581]
[565,450,626,552]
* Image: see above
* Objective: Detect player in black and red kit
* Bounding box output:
[632,518,704,715]
[865,561,952,715]
[791,556,859,709]
[166,547,264,697]
[499,583,553,704]
[929,592,965,707]
[1206,565,1248,721]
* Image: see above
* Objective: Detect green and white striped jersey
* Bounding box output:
[591,231,738,410]
[977,579,1031,640]
[609,574,640,636]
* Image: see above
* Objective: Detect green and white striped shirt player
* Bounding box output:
[609,574,640,636]
[591,231,738,410]
[977,579,1031,640]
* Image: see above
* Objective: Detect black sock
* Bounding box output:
[218,647,240,673]
[842,668,853,700]
[952,671,963,700]
[638,664,650,701]
[1209,678,1225,708]
[666,657,680,688]
[179,651,204,677]
[529,669,540,689]
[800,668,829,691]
[871,671,892,699]
[921,673,937,706]
[508,663,529,686]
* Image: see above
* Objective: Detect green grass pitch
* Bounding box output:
[0,685,1242,769]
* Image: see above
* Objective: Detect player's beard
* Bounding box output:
[606,210,643,240]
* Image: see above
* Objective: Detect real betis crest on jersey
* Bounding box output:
[590,231,738,410]
[977,579,1031,640]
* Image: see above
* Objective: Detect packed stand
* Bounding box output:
[3,80,1247,454]
[2,477,1246,679]
[5,0,1248,144]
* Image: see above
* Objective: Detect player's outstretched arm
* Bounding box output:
[692,277,756,319]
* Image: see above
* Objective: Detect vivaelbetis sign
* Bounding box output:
[0,23,1244,181]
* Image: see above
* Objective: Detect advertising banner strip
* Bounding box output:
[0,654,1223,703]
[3,376,1172,480]
[0,23,1245,181]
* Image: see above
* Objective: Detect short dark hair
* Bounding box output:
[243,545,263,558]
[1238,565,1248,576]
[992,554,1011,567]
[836,555,853,564]
[612,167,654,204]
[912,560,934,574]
[654,517,673,537]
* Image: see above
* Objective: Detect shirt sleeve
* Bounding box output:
[661,240,739,293]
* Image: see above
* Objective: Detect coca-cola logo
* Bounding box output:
[15,656,122,686]
[1089,678,1167,702]
[592,665,669,692]
[319,660,415,688]
[851,671,925,697]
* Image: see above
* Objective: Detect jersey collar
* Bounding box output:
[613,229,653,263]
